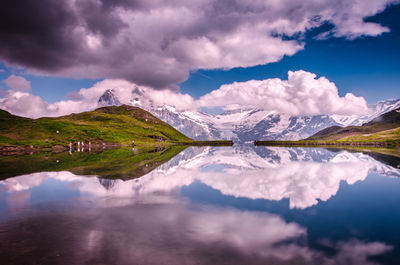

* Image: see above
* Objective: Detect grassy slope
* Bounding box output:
[0,145,187,180]
[339,127,400,143]
[306,124,399,141]
[0,105,195,149]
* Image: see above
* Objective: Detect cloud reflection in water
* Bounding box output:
[0,146,399,264]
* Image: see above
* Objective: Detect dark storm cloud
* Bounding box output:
[0,0,132,69]
[0,0,80,70]
[75,0,128,38]
[0,0,397,88]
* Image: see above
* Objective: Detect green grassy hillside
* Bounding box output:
[338,126,400,142]
[0,105,194,150]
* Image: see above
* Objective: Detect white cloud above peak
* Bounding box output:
[0,70,369,118]
[197,70,369,116]
[0,78,196,118]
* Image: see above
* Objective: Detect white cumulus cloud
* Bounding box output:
[0,70,369,118]
[0,91,48,118]
[0,79,196,118]
[197,70,369,116]
[3,75,31,91]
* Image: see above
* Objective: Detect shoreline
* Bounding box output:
[0,140,234,156]
[254,140,399,148]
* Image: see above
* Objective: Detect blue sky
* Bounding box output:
[181,4,400,102]
[0,0,399,119]
[0,65,99,103]
[0,3,399,105]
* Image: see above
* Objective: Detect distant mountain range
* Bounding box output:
[98,88,400,142]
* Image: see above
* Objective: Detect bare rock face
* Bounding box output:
[98,89,121,106]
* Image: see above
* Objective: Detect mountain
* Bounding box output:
[96,89,400,142]
[98,89,121,106]
[365,106,400,125]
[307,107,400,142]
[331,98,400,126]
[150,106,222,140]
[0,105,193,150]
[232,112,341,141]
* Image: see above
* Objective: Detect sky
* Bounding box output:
[0,0,399,118]
[181,4,400,102]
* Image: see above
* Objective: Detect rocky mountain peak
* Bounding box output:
[98,89,121,106]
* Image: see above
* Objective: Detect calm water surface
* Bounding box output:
[1,146,400,265]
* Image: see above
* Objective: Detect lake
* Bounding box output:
[1,145,400,265]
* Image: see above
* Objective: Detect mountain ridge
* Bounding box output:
[97,89,400,142]
[255,107,400,148]
[307,107,400,141]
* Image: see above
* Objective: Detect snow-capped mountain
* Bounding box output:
[98,89,121,106]
[331,98,400,126]
[96,89,400,141]
[232,111,342,141]
[150,106,222,140]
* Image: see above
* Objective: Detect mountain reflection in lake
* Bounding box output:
[1,146,400,265]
